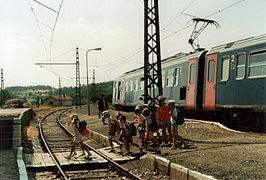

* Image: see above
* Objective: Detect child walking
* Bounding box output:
[134,105,145,150]
[142,108,160,153]
[119,115,142,155]
[156,95,172,146]
[167,100,186,149]
[102,110,117,153]
[66,114,91,160]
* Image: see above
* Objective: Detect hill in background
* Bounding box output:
[5,81,113,107]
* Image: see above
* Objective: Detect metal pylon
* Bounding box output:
[58,77,62,106]
[1,69,4,107]
[75,47,81,109]
[144,0,162,106]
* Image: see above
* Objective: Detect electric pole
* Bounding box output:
[59,77,62,106]
[75,47,82,109]
[1,69,4,107]
[92,69,95,84]
[143,0,162,106]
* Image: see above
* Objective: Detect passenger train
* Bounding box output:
[112,34,266,132]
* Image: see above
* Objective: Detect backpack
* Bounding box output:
[79,120,88,135]
[114,119,120,131]
[126,121,137,136]
[176,108,184,125]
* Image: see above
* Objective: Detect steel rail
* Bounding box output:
[57,111,142,180]
[39,110,69,180]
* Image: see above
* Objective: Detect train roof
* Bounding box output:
[119,51,203,79]
[123,52,189,75]
[207,34,266,54]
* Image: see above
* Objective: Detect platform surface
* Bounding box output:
[0,149,19,180]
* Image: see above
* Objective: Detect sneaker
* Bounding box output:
[119,144,123,150]
[123,151,131,156]
[85,155,92,160]
[183,141,188,148]
[170,144,177,150]
[161,143,167,147]
[109,149,115,153]
[139,145,144,153]
[87,150,92,156]
[155,148,161,154]
[65,155,71,160]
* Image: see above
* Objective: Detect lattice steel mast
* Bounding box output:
[144,0,162,106]
[1,69,4,107]
[75,47,81,108]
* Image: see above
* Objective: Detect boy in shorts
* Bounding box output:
[167,100,186,149]
[134,105,145,150]
[103,110,116,152]
[142,108,160,152]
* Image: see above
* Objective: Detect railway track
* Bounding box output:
[39,109,141,180]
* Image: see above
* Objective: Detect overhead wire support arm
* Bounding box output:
[35,62,76,66]
[33,0,58,14]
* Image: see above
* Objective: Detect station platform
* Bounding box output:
[0,149,19,180]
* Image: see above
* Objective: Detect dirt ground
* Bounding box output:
[64,105,266,180]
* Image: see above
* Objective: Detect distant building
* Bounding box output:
[45,94,72,107]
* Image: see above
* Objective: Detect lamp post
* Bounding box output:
[86,48,101,116]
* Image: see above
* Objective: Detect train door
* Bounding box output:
[117,81,121,101]
[204,54,217,110]
[121,79,125,106]
[187,59,197,109]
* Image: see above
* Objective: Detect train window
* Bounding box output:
[208,60,215,82]
[128,80,132,92]
[139,77,144,90]
[189,64,195,84]
[134,78,138,91]
[236,53,246,79]
[162,71,166,87]
[174,68,180,86]
[125,81,128,92]
[166,69,174,87]
[248,50,266,78]
[221,56,230,81]
[113,82,116,100]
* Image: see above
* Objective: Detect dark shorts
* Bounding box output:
[137,125,145,134]
[108,131,115,137]
[160,119,171,127]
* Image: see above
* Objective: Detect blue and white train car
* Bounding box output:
[112,34,266,131]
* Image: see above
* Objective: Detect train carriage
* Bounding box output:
[203,34,266,128]
[112,34,266,131]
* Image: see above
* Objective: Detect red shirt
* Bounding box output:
[157,106,170,120]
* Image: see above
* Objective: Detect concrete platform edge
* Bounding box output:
[17,147,28,180]
[140,154,216,180]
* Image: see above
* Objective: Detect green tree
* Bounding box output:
[0,89,15,106]
[36,96,40,107]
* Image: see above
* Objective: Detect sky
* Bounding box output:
[0,0,265,88]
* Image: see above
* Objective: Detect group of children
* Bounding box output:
[103,95,186,155]
[66,95,186,160]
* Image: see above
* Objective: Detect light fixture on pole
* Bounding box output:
[86,48,102,116]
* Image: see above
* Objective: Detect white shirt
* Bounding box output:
[170,107,178,124]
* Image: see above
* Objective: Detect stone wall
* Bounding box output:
[0,108,35,149]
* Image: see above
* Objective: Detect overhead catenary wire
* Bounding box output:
[162,0,246,41]
[27,0,69,81]
[162,0,197,30]
[26,0,49,61]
